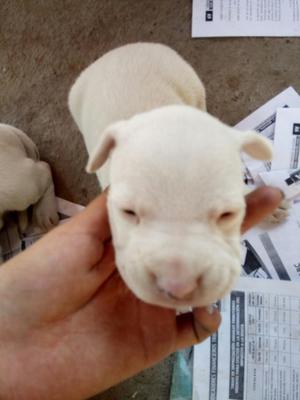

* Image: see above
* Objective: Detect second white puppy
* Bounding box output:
[69,43,272,309]
[0,124,59,232]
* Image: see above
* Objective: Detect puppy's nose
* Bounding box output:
[156,276,198,300]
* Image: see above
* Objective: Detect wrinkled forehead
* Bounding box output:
[111,120,244,181]
[109,131,245,216]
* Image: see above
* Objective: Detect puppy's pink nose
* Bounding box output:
[156,276,198,299]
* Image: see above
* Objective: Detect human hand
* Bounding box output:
[0,187,282,400]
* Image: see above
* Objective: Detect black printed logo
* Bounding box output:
[293,123,300,135]
[205,11,213,21]
[205,0,213,21]
[285,168,300,186]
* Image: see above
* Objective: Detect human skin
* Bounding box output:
[0,187,282,400]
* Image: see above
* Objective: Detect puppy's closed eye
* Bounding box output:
[219,211,235,220]
[123,209,136,216]
[121,208,139,223]
[216,210,239,226]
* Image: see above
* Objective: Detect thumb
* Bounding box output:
[59,191,111,242]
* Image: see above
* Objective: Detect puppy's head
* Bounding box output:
[87,106,272,309]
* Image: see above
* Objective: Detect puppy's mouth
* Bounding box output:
[155,294,206,309]
[152,285,207,309]
[158,287,195,302]
[121,269,198,308]
[118,258,238,309]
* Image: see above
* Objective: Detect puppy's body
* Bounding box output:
[69,43,206,188]
[0,124,59,232]
[69,43,272,309]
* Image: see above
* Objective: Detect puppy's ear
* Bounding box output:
[234,130,273,161]
[86,121,125,173]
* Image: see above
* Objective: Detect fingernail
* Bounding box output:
[206,303,219,315]
[270,187,285,199]
[278,189,285,199]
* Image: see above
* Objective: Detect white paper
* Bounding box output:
[272,108,300,170]
[192,89,300,400]
[259,168,300,201]
[235,87,300,182]
[192,0,300,38]
[193,92,300,399]
[292,198,300,222]
[0,197,84,263]
[241,216,300,281]
[193,277,300,400]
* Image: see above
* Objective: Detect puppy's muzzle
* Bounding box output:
[122,229,240,307]
[155,271,202,300]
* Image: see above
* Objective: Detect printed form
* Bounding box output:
[258,108,300,200]
[273,108,300,170]
[193,278,300,400]
[241,215,300,281]
[192,0,300,38]
[194,87,300,400]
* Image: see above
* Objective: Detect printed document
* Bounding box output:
[193,87,300,400]
[192,0,300,38]
[272,108,300,170]
[241,216,300,281]
[193,278,300,400]
[235,87,300,182]
[259,168,300,201]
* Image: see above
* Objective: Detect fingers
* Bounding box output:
[241,187,283,233]
[175,306,221,349]
[92,241,116,276]
[2,192,111,277]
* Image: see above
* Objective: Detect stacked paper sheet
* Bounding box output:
[239,88,300,282]
[193,87,300,400]
[0,198,84,263]
[192,0,300,38]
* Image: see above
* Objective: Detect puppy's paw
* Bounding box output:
[32,186,59,231]
[17,210,29,234]
[264,199,290,224]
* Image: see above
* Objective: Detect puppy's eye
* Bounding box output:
[217,211,236,223]
[122,209,136,217]
[220,211,234,219]
[121,209,139,223]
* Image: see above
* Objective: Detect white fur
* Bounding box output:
[69,43,272,309]
[0,124,59,232]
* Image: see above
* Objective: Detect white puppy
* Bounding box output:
[69,43,272,309]
[0,124,59,232]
